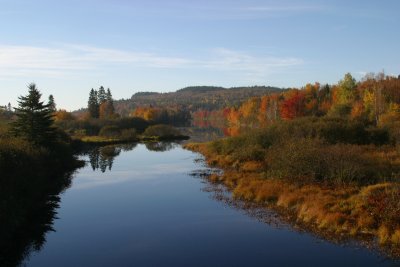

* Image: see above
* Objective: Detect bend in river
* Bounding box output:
[17,143,399,267]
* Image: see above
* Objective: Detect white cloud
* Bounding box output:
[201,48,303,78]
[0,44,191,79]
[0,44,303,80]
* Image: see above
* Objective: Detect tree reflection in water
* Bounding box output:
[0,171,75,267]
[0,142,181,266]
[145,142,180,152]
[85,143,138,172]
[85,142,180,172]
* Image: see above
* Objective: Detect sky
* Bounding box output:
[0,0,399,111]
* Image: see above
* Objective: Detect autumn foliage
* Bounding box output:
[193,73,400,137]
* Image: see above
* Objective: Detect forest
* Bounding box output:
[110,85,281,116]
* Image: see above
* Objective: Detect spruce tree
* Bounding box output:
[98,86,107,105]
[106,88,115,115]
[48,94,56,112]
[11,83,57,146]
[88,89,99,118]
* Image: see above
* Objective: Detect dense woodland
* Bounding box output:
[111,85,281,116]
[193,73,400,135]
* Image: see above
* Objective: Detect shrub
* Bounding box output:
[99,125,121,138]
[266,138,325,183]
[143,124,181,138]
[120,129,137,141]
[266,138,390,185]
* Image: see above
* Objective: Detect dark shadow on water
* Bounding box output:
[0,170,76,267]
[0,141,181,266]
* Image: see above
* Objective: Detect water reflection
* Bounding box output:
[87,146,122,172]
[0,171,74,267]
[82,142,181,172]
[144,141,180,152]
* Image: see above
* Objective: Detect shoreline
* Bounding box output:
[72,134,190,146]
[184,142,400,259]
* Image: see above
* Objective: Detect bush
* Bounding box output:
[143,124,181,138]
[120,129,137,141]
[99,125,121,138]
[55,117,149,137]
[266,138,390,185]
[0,138,43,173]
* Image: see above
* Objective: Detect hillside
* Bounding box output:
[114,86,282,116]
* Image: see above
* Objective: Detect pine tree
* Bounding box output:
[11,83,57,146]
[88,89,99,118]
[48,94,56,112]
[99,88,115,119]
[98,86,107,105]
[106,88,115,114]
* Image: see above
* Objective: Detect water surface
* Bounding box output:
[23,143,398,267]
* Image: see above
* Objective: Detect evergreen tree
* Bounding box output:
[48,94,56,112]
[88,89,99,118]
[99,88,115,119]
[98,86,107,105]
[106,88,115,114]
[106,88,112,102]
[11,83,57,146]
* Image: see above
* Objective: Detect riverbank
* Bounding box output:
[73,134,189,145]
[184,142,400,258]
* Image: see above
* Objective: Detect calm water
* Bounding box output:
[22,143,398,267]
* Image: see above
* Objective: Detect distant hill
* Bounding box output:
[114,85,283,116]
[177,86,226,93]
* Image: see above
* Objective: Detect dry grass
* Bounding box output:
[185,142,400,252]
[392,229,400,244]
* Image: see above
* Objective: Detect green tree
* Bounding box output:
[11,83,57,146]
[48,94,56,112]
[106,88,115,114]
[337,73,357,104]
[99,88,115,119]
[98,86,107,104]
[88,89,99,118]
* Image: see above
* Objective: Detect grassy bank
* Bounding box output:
[73,124,189,145]
[184,118,400,257]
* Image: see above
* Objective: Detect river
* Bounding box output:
[21,143,398,267]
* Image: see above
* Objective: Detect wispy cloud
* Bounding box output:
[0,44,303,80]
[201,48,303,80]
[0,44,191,79]
[243,5,324,12]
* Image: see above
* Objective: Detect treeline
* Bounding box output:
[113,85,282,116]
[194,73,400,132]
[131,106,191,126]
[87,86,116,119]
[52,87,186,141]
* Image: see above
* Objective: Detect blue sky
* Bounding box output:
[0,0,399,110]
